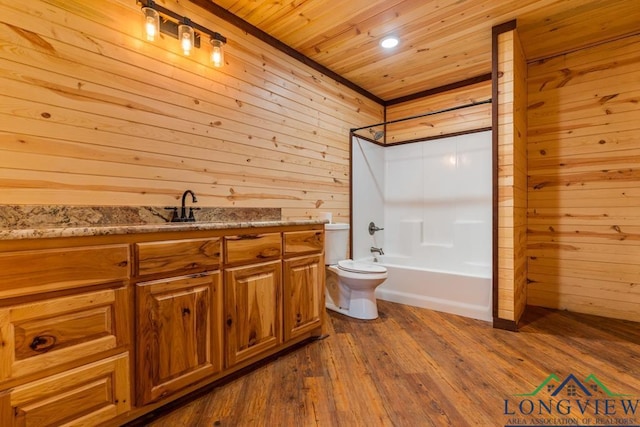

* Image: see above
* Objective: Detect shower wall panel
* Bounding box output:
[353,131,491,272]
[352,137,385,260]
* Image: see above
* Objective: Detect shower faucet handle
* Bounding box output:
[368,221,384,235]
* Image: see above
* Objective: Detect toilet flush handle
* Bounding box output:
[368,222,384,235]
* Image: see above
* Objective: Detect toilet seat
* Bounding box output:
[337,260,386,274]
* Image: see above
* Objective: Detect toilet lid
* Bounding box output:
[337,260,387,274]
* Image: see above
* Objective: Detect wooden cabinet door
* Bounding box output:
[224,260,282,367]
[283,254,324,341]
[0,353,130,427]
[136,272,222,405]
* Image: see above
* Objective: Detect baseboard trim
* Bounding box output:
[493,317,518,331]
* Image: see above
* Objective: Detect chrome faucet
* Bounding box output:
[370,246,384,255]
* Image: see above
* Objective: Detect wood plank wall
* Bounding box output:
[496,28,528,325]
[527,34,640,322]
[0,0,382,222]
[384,81,491,144]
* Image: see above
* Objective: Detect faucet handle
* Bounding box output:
[164,207,179,222]
[188,207,201,221]
[368,222,384,235]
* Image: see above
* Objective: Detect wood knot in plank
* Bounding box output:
[599,94,618,105]
[7,24,56,53]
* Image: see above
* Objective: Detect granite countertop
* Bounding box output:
[0,219,327,241]
[0,205,327,241]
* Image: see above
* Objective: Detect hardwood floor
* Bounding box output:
[138,301,640,426]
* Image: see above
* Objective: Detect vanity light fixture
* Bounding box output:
[380,36,399,49]
[138,0,227,66]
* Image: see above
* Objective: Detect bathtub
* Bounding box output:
[361,255,492,322]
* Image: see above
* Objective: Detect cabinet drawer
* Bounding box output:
[0,353,130,427]
[224,233,282,265]
[284,231,324,255]
[136,238,221,277]
[0,245,129,299]
[0,287,129,383]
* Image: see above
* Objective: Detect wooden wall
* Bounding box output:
[0,0,382,222]
[496,27,528,325]
[383,81,492,144]
[527,34,640,322]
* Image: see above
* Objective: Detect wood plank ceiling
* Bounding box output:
[201,0,640,102]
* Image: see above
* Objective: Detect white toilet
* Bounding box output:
[324,223,388,320]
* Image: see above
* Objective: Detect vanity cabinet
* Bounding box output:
[136,272,223,405]
[0,222,324,426]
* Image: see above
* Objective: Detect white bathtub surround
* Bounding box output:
[352,131,492,321]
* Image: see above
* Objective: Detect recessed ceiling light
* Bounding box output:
[380,37,399,49]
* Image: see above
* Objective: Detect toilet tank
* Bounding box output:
[324,223,350,265]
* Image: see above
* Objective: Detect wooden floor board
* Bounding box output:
[140,301,640,426]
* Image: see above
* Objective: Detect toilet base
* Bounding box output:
[325,264,385,320]
[325,289,379,320]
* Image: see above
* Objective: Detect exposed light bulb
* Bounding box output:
[142,7,159,42]
[210,38,224,67]
[178,24,194,55]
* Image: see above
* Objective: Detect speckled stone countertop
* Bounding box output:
[0,219,327,241]
[0,205,326,241]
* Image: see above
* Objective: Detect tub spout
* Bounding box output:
[370,246,384,255]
